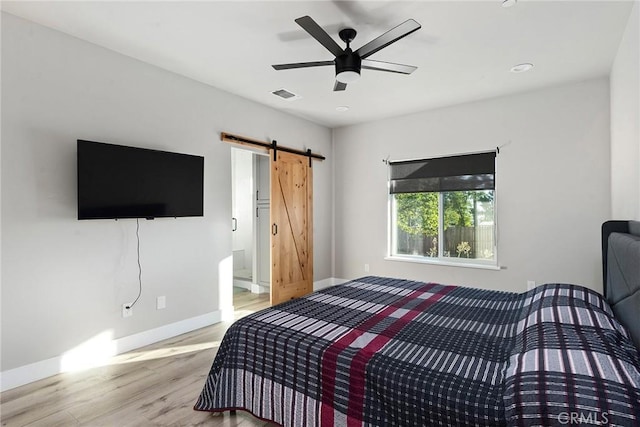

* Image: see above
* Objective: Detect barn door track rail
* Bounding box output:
[221,132,325,166]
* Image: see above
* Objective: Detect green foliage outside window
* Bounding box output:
[395,192,439,236]
[394,190,495,260]
[396,191,493,235]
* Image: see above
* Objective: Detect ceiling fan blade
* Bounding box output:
[272,61,334,70]
[295,16,345,57]
[355,19,421,59]
[362,59,417,74]
[333,81,347,91]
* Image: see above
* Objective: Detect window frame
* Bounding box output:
[386,152,499,270]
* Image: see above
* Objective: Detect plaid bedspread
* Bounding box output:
[194,276,640,426]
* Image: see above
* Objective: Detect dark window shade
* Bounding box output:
[390,151,496,194]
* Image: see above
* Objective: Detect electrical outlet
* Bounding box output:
[122,304,133,318]
[527,280,536,291]
[364,264,370,273]
[157,296,166,310]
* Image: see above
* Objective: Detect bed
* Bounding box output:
[195,221,640,426]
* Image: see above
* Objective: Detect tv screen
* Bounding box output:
[77,140,204,220]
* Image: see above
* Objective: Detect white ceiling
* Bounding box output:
[1,1,634,128]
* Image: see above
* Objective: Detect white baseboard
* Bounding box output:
[251,283,270,294]
[1,278,349,392]
[0,310,221,392]
[233,278,252,290]
[314,277,348,290]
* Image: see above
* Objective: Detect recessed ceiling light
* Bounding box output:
[502,0,517,8]
[336,106,350,112]
[510,63,534,73]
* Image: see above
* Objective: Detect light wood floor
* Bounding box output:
[1,290,271,426]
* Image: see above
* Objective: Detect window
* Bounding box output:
[389,152,497,266]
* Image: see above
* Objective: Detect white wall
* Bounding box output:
[611,1,640,220]
[1,12,332,375]
[334,79,611,293]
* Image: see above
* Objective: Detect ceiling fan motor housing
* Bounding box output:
[335,49,362,76]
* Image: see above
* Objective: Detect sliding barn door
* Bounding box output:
[270,150,313,305]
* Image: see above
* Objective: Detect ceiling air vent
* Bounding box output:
[271,88,301,101]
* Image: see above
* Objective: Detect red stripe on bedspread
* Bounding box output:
[320,283,454,427]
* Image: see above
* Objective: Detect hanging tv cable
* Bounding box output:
[126,218,142,309]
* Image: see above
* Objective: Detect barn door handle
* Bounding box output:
[232,217,237,232]
[272,223,278,235]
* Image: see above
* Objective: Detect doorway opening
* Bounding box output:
[231,147,270,310]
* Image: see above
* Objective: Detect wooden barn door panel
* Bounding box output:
[270,150,313,305]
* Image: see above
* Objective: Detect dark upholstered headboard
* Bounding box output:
[602,220,640,351]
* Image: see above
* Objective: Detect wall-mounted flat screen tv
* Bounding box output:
[77,140,204,220]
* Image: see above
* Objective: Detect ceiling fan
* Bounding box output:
[272,16,421,91]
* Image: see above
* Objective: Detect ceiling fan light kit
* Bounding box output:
[336,70,360,84]
[272,15,421,91]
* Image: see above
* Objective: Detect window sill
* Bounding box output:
[385,255,502,271]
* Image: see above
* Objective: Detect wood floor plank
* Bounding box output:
[23,409,79,427]
[1,291,271,427]
[1,367,155,426]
